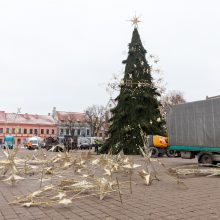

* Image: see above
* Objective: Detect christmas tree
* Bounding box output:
[102,20,165,155]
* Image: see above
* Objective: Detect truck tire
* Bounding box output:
[198,152,213,165]
[158,152,165,157]
[149,147,159,158]
[166,149,177,158]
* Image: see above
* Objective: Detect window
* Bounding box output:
[60,128,63,134]
[87,129,90,136]
[77,129,80,136]
[24,129,27,134]
[17,139,21,145]
[41,129,44,134]
[0,128,3,134]
[71,129,75,136]
[6,128,9,134]
[99,133,102,137]
[81,130,85,137]
[52,129,54,135]
[0,139,2,144]
[18,128,21,134]
[12,128,15,134]
[34,129,38,135]
[46,129,49,135]
[66,129,69,135]
[30,129,33,134]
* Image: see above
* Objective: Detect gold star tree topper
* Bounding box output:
[130,15,141,27]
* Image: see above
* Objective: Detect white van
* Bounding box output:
[27,136,44,150]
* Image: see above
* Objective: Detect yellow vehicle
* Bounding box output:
[147,135,178,157]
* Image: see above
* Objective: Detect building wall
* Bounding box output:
[53,110,91,138]
[0,123,56,146]
[56,122,90,137]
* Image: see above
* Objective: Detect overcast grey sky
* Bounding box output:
[0,0,220,114]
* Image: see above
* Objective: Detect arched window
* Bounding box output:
[17,139,21,145]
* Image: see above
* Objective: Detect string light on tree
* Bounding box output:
[120,79,151,88]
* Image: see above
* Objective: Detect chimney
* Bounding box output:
[52,107,56,118]
[48,113,51,116]
[24,113,31,120]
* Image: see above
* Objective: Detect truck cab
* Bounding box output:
[3,136,14,149]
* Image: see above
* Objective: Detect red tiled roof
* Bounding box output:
[56,111,86,122]
[5,113,55,125]
[0,111,6,122]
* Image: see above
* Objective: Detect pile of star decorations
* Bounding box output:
[0,141,185,208]
[1,137,219,208]
[0,146,142,207]
[169,164,220,177]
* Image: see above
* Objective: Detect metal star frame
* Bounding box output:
[129,15,141,28]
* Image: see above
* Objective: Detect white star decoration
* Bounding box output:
[130,15,141,27]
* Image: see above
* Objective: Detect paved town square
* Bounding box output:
[1,2,220,220]
[0,149,219,220]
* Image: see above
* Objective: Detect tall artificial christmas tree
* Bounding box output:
[102,18,165,155]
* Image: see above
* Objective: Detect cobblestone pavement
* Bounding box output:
[0,149,219,220]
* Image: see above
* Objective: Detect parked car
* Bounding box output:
[80,143,92,150]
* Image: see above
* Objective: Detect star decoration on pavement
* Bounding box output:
[130,15,141,27]
[59,198,72,205]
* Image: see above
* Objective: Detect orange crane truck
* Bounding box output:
[146,135,178,158]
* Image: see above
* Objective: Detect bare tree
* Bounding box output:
[160,90,186,117]
[84,105,106,137]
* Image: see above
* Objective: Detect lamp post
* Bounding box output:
[14,108,21,146]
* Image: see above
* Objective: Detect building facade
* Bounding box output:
[0,111,56,146]
[52,108,91,138]
[93,98,118,139]
[105,98,117,123]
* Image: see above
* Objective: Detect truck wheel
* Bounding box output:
[198,152,213,165]
[158,152,165,157]
[149,147,159,158]
[166,149,177,158]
